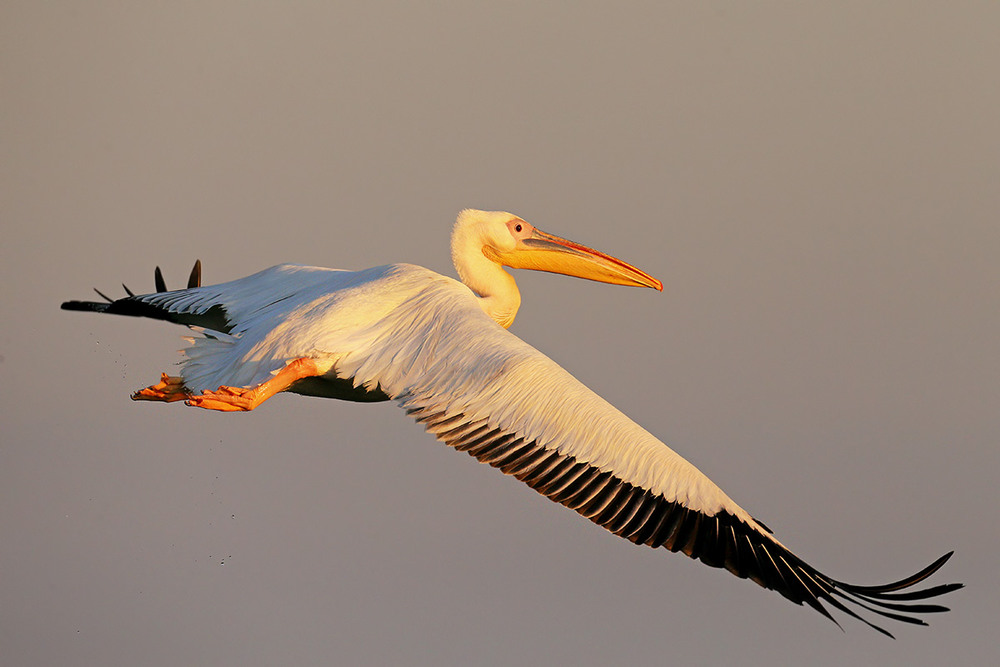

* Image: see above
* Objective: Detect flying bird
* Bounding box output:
[62,209,960,636]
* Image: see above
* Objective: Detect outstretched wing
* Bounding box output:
[330,275,960,637]
[61,263,361,335]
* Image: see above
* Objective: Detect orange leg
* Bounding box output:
[132,373,191,402]
[184,357,322,412]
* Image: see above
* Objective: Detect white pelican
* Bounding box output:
[62,209,960,636]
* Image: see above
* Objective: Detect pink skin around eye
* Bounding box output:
[507,219,533,239]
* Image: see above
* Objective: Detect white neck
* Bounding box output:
[451,223,521,328]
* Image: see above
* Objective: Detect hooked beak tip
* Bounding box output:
[499,226,664,292]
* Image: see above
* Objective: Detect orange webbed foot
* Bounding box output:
[135,358,322,413]
[185,385,260,412]
[132,373,191,402]
[183,358,322,412]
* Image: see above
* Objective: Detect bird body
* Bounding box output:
[90,258,741,516]
[62,209,960,636]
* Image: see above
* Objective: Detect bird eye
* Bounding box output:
[507,219,530,238]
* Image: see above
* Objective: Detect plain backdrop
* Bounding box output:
[2,2,997,665]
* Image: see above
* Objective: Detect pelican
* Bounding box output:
[62,209,960,636]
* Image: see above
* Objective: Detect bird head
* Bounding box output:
[453,209,663,291]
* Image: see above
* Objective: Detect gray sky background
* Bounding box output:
[2,2,997,665]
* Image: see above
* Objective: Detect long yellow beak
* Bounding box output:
[488,228,663,291]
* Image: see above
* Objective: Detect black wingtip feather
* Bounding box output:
[834,551,955,595]
[858,582,964,602]
[154,266,167,293]
[188,259,202,288]
[61,299,110,313]
[62,260,233,332]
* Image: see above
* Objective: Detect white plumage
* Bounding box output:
[62,208,960,636]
